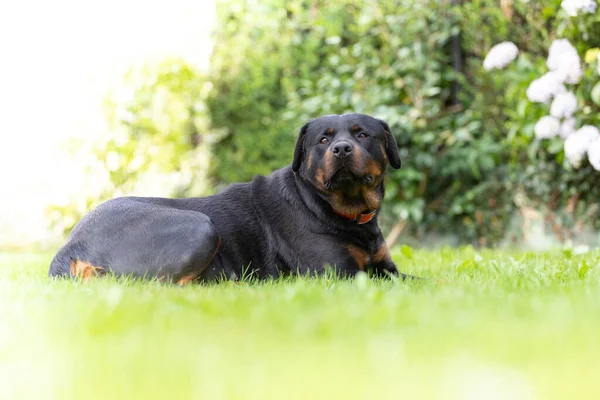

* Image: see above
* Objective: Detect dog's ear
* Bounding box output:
[377,119,401,169]
[292,122,310,172]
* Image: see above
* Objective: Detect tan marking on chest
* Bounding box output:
[346,244,369,270]
[360,187,382,211]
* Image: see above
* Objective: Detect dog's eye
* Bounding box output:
[357,132,369,139]
[320,137,329,145]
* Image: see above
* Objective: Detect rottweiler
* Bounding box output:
[49,113,410,283]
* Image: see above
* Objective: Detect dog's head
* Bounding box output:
[292,113,401,217]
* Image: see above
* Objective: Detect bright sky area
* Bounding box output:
[0,0,216,248]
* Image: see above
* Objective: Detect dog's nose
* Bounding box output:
[332,141,353,158]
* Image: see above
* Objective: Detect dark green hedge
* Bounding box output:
[72,0,600,246]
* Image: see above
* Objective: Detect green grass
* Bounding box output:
[1,247,599,400]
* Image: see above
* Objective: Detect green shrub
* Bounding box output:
[57,0,600,245]
[206,0,514,244]
[206,0,600,244]
[463,0,600,237]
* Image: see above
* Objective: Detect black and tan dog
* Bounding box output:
[49,113,409,283]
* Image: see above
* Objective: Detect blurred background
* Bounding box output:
[1,0,600,251]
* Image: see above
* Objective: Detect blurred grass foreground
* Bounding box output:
[1,249,600,399]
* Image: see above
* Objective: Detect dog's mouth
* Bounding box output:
[324,168,373,192]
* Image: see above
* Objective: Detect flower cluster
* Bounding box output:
[526,72,566,103]
[560,118,576,139]
[528,40,582,106]
[525,39,600,170]
[483,42,519,71]
[547,39,583,84]
[564,126,600,168]
[550,91,578,119]
[534,116,560,139]
[561,0,598,17]
[589,138,600,170]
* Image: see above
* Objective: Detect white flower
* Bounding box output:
[547,39,583,84]
[559,118,576,138]
[556,55,583,84]
[550,91,578,118]
[561,0,598,16]
[581,0,598,12]
[483,42,519,70]
[564,125,600,167]
[588,138,600,171]
[534,116,561,139]
[526,72,566,103]
[547,39,578,70]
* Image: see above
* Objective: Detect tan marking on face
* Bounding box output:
[366,159,382,180]
[315,168,328,191]
[351,144,364,160]
[70,260,105,283]
[326,128,335,135]
[347,244,369,270]
[346,146,369,176]
[351,125,361,131]
[372,243,392,264]
[317,139,383,215]
[323,147,335,178]
[306,152,313,171]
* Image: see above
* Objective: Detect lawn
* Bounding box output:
[1,247,599,400]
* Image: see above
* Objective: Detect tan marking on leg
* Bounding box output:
[177,235,222,286]
[372,243,392,264]
[347,244,369,271]
[176,274,197,286]
[70,260,105,283]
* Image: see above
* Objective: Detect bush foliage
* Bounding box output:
[206,0,600,245]
[58,0,600,245]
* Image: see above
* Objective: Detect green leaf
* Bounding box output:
[562,248,573,259]
[584,48,600,63]
[457,259,474,273]
[400,245,414,260]
[579,260,591,279]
